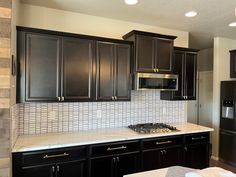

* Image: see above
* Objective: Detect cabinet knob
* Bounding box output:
[156,68,159,72]
[61,97,64,101]
[57,97,61,101]
[153,69,156,72]
[112,96,114,100]
[115,96,117,100]
[184,147,188,152]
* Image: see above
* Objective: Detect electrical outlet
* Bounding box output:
[97,110,102,118]
[48,111,57,121]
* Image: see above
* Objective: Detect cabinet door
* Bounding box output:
[90,157,115,177]
[159,147,182,168]
[172,51,185,99]
[184,143,209,169]
[96,42,114,101]
[136,35,155,72]
[230,51,236,78]
[115,44,131,101]
[117,153,140,177]
[142,149,160,171]
[185,53,197,100]
[155,39,173,72]
[25,33,61,102]
[62,37,95,101]
[57,160,86,177]
[21,164,54,177]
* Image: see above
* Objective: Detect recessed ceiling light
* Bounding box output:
[229,22,236,27]
[124,0,138,5]
[185,11,198,17]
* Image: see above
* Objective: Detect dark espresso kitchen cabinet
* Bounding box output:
[142,136,183,171]
[17,27,132,103]
[230,50,236,78]
[96,42,131,101]
[123,30,176,73]
[17,29,95,102]
[62,37,95,101]
[183,133,210,169]
[12,146,87,177]
[90,141,140,177]
[160,47,198,100]
[17,32,61,102]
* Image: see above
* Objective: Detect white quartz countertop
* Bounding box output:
[12,123,213,153]
[124,166,195,177]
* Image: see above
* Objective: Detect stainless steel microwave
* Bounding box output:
[134,73,178,91]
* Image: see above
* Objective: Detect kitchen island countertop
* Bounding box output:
[12,123,213,153]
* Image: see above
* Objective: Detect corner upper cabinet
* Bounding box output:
[123,30,176,73]
[160,47,198,100]
[17,31,61,102]
[230,50,236,78]
[96,41,131,101]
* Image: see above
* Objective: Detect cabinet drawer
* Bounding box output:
[22,146,87,166]
[143,136,183,150]
[91,141,140,157]
[185,133,210,144]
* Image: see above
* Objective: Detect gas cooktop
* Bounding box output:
[128,123,179,134]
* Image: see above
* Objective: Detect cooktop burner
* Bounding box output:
[128,123,179,134]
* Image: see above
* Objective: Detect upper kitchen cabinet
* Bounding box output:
[123,30,177,73]
[17,31,61,102]
[160,47,198,100]
[17,27,132,103]
[17,27,96,102]
[62,37,95,101]
[230,50,236,78]
[96,41,131,101]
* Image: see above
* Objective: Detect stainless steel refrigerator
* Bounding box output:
[219,81,236,166]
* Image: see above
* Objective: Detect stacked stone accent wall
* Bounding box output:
[0,0,11,177]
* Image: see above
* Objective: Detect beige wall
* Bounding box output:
[18,3,189,48]
[198,48,213,72]
[212,37,236,159]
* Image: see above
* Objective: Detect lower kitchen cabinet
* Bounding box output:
[90,153,139,177]
[184,144,209,169]
[183,133,210,169]
[20,160,86,177]
[142,136,183,171]
[12,133,210,177]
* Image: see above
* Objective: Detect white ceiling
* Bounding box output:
[20,0,236,49]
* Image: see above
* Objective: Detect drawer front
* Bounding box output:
[143,136,183,150]
[185,133,210,144]
[91,141,140,157]
[22,146,87,166]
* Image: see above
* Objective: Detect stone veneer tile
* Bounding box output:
[0,38,10,48]
[0,89,9,98]
[0,108,9,118]
[0,76,10,88]
[0,99,10,108]
[0,48,10,58]
[0,58,10,68]
[0,158,9,169]
[0,7,11,18]
[0,18,10,38]
[0,68,10,75]
[0,0,11,8]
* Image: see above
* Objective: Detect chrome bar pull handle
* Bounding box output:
[107,146,127,151]
[43,152,69,159]
[156,140,172,145]
[192,136,206,141]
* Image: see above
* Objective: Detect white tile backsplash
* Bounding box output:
[16,91,186,135]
